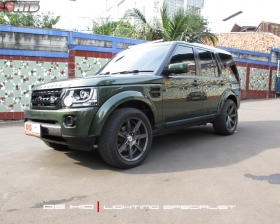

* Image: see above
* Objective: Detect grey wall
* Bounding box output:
[0,32,68,52]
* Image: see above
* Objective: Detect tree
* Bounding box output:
[125,4,217,45]
[0,12,60,29]
[123,8,156,40]
[90,18,119,36]
[89,18,140,39]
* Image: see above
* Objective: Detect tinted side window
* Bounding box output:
[197,49,219,77]
[169,46,196,76]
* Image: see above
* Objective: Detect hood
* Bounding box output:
[32,74,163,90]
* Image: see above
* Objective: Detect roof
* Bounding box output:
[230,21,280,36]
[230,23,257,32]
[130,40,231,55]
[255,21,280,35]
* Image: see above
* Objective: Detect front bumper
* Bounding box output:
[24,107,99,151]
[25,120,97,151]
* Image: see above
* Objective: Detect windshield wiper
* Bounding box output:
[96,72,110,76]
[111,70,154,75]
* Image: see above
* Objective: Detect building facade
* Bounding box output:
[103,0,204,22]
[150,0,204,19]
[185,0,204,15]
[152,0,204,18]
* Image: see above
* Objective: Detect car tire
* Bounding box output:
[213,99,238,135]
[98,108,152,169]
[43,141,70,151]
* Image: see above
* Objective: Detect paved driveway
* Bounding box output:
[0,99,280,223]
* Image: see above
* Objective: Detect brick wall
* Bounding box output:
[0,25,143,120]
[236,62,277,99]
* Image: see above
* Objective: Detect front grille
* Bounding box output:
[31,89,64,109]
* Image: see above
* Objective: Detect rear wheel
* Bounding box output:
[213,99,238,135]
[98,108,152,169]
[43,141,70,151]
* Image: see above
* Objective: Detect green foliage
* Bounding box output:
[0,12,60,29]
[126,3,217,44]
[114,20,139,39]
[160,5,191,41]
[91,18,119,36]
[90,17,141,39]
[124,9,151,40]
[88,3,217,45]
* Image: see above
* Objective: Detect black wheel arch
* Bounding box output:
[217,91,238,115]
[116,100,156,129]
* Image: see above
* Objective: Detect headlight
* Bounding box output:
[63,88,98,108]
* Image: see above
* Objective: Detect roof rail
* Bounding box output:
[149,39,164,43]
[128,39,164,48]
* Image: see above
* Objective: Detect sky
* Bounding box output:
[201,0,280,32]
[38,0,280,33]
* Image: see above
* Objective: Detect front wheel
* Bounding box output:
[98,108,152,169]
[213,99,238,135]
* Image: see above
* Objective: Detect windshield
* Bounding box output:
[96,44,171,75]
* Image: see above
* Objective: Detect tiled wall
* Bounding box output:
[271,71,277,91]
[237,67,247,90]
[0,57,68,117]
[249,68,269,90]
[0,53,111,120]
[0,25,143,120]
[236,62,277,99]
[75,56,109,77]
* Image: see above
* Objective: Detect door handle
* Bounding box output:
[191,81,200,86]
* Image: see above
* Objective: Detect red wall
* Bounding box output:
[236,62,276,99]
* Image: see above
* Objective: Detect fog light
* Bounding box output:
[65,116,76,127]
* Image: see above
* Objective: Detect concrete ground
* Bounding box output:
[0,99,280,224]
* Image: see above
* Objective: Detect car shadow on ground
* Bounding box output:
[63,120,280,174]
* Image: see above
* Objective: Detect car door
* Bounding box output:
[196,48,227,115]
[162,45,203,128]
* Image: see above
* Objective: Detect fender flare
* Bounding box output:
[217,89,238,114]
[89,91,157,136]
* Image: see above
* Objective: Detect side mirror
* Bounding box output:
[164,62,189,75]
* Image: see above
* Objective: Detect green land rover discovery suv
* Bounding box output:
[24,41,241,169]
